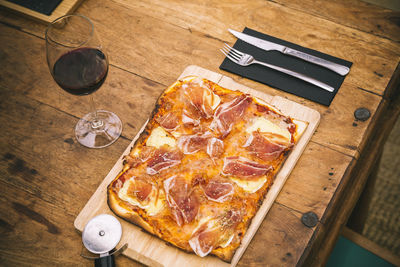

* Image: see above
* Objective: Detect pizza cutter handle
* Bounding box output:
[94,255,115,267]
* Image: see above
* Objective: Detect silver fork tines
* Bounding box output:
[220,43,245,64]
[220,43,335,92]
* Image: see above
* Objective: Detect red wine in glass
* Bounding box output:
[46,15,122,148]
[52,47,109,96]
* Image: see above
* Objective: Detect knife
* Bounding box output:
[228,29,350,76]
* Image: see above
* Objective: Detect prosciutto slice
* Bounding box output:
[206,137,224,159]
[177,132,225,160]
[189,209,242,257]
[163,175,199,226]
[221,156,272,179]
[127,177,153,202]
[243,132,291,161]
[124,146,156,168]
[189,224,219,257]
[210,94,251,138]
[146,149,182,175]
[182,110,200,127]
[202,178,234,203]
[177,132,212,154]
[224,209,242,226]
[183,82,214,120]
[156,112,179,131]
[124,146,155,168]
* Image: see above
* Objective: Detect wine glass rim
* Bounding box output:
[45,14,94,48]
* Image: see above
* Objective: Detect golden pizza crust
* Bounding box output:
[108,188,155,234]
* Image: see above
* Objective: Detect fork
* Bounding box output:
[221,43,335,93]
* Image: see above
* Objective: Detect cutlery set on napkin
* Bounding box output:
[220,28,352,106]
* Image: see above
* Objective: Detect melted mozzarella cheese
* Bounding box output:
[220,234,234,248]
[146,126,176,148]
[211,94,221,110]
[191,216,213,235]
[292,119,308,142]
[118,178,165,216]
[230,176,267,193]
[204,91,221,110]
[246,117,291,141]
[170,131,182,138]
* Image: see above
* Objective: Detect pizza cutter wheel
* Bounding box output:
[82,214,126,267]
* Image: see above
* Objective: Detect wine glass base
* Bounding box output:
[75,110,122,148]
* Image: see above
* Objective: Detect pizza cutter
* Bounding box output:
[82,214,126,267]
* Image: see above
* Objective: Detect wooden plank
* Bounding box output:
[0,20,384,159]
[0,0,398,96]
[0,86,131,213]
[0,85,142,266]
[74,65,320,266]
[266,0,400,43]
[0,22,166,140]
[104,0,399,95]
[275,142,353,220]
[0,180,83,266]
[238,204,315,266]
[0,0,84,24]
[0,178,143,267]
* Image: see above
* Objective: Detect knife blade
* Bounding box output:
[228,29,350,76]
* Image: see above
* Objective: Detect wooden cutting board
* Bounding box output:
[74,65,320,267]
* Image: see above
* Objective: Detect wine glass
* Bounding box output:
[45,14,122,148]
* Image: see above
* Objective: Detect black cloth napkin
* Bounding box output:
[6,0,62,16]
[220,27,352,106]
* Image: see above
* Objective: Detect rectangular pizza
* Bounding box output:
[107,76,307,262]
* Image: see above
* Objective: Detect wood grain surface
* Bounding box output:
[0,0,399,266]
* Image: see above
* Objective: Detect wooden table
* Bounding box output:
[0,0,399,266]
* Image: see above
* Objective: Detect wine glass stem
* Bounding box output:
[89,94,104,129]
